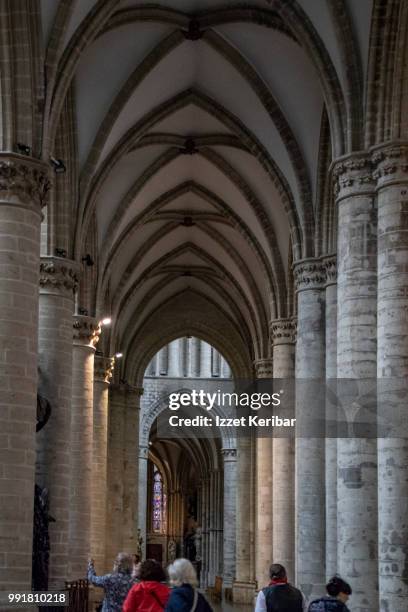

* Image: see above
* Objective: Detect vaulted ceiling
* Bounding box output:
[39,0,374,378]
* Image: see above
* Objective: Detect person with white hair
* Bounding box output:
[87,553,135,612]
[165,558,213,612]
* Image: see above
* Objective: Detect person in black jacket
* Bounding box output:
[255,563,306,611]
[165,558,213,612]
[308,576,352,612]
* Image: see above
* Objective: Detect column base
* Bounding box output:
[232,581,256,604]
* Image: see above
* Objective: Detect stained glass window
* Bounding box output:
[152,465,164,532]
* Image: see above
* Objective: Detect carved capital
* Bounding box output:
[94,355,115,384]
[139,445,149,460]
[371,142,408,185]
[0,153,50,209]
[293,258,325,292]
[322,254,337,286]
[332,152,374,200]
[270,317,296,346]
[73,315,100,348]
[39,257,79,296]
[221,448,237,459]
[254,358,273,378]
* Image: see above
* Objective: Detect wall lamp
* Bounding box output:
[50,156,66,174]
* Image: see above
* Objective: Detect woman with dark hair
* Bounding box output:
[123,559,170,612]
[308,576,352,611]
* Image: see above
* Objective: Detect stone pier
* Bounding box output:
[373,142,408,612]
[222,448,236,594]
[91,356,114,572]
[69,316,100,579]
[323,255,338,580]
[294,259,326,600]
[0,155,49,594]
[254,359,274,588]
[270,318,296,582]
[334,153,378,612]
[37,257,78,588]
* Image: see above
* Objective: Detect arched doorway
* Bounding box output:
[139,337,236,593]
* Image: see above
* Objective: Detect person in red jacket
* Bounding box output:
[123,559,170,612]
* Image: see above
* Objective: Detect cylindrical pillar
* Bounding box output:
[254,359,274,589]
[189,337,201,377]
[37,257,78,588]
[222,448,236,592]
[137,445,149,559]
[168,340,180,377]
[323,256,338,580]
[373,143,408,612]
[221,358,231,378]
[122,387,142,553]
[294,259,326,601]
[333,153,378,612]
[270,318,296,582]
[105,385,126,570]
[0,155,49,594]
[211,349,221,377]
[200,341,212,377]
[158,346,168,375]
[233,434,256,603]
[69,315,100,579]
[91,356,114,572]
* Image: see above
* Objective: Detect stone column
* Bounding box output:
[69,316,100,578]
[0,155,49,594]
[180,337,188,376]
[122,387,142,553]
[189,336,201,377]
[137,444,149,559]
[294,259,326,601]
[212,348,221,377]
[372,142,408,612]
[201,478,209,588]
[215,468,223,577]
[323,256,338,579]
[36,257,78,588]
[200,341,212,377]
[333,153,378,612]
[158,346,168,375]
[222,448,236,593]
[254,359,274,589]
[105,385,126,570]
[221,358,231,378]
[168,339,180,377]
[233,433,256,603]
[90,356,114,572]
[270,319,296,582]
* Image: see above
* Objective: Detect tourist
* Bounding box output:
[255,563,306,612]
[307,576,352,611]
[123,559,170,611]
[165,558,213,612]
[87,553,135,612]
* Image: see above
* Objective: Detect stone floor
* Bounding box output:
[212,601,252,611]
